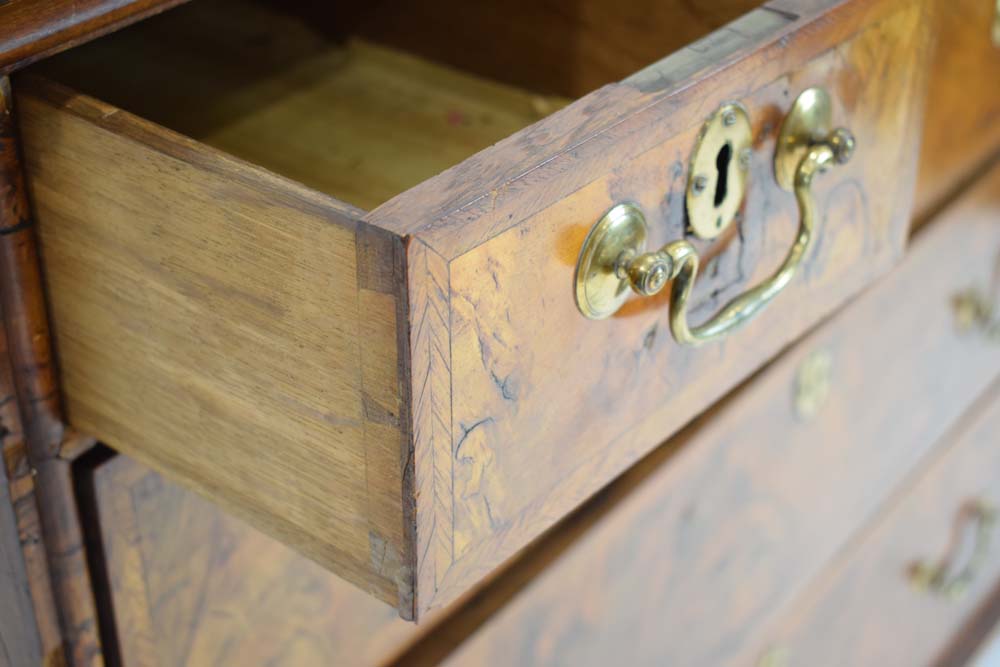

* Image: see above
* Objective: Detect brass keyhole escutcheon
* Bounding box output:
[794,349,833,420]
[574,88,856,345]
[686,102,753,239]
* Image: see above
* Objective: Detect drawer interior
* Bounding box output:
[30,0,762,210]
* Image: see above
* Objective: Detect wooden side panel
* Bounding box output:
[89,454,424,667]
[17,80,412,611]
[425,163,1000,666]
[400,0,932,614]
[741,384,1000,667]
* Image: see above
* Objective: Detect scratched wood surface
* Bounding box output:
[18,0,933,618]
[86,453,429,667]
[422,159,1000,667]
[16,78,416,615]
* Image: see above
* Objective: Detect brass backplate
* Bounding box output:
[774,88,833,191]
[686,103,752,240]
[575,203,648,320]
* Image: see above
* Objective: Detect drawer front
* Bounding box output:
[19,0,932,616]
[388,0,932,614]
[746,387,1000,667]
[87,454,423,667]
[429,163,1000,666]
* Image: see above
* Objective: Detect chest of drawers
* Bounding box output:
[1,0,999,665]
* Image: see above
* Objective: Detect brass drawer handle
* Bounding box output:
[574,88,855,346]
[909,499,997,600]
[953,288,1000,341]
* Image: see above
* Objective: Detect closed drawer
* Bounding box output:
[16,0,930,617]
[426,161,1000,666]
[83,453,424,667]
[745,388,1000,667]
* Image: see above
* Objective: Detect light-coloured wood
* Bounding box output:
[19,0,932,618]
[17,80,414,613]
[741,381,1000,667]
[425,164,1000,666]
[33,0,567,211]
[89,453,426,667]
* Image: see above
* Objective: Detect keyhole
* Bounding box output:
[714,141,732,208]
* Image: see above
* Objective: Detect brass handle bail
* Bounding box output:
[909,499,997,600]
[574,88,856,347]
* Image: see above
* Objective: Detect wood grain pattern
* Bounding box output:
[32,0,568,211]
[741,381,1000,667]
[18,0,933,618]
[425,164,1000,666]
[16,79,414,614]
[0,0,189,75]
[407,240,455,601]
[86,453,428,667]
[401,0,932,615]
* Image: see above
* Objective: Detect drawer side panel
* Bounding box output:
[16,80,413,612]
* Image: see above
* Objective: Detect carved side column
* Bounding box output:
[0,75,103,667]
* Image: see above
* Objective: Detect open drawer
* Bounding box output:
[15,0,931,618]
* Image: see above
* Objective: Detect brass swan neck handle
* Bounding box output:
[575,88,856,347]
[626,127,854,345]
[909,499,997,600]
